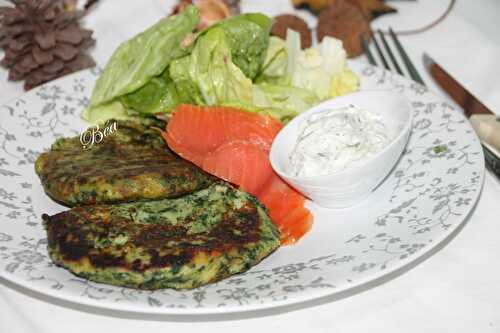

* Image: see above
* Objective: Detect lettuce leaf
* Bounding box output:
[204,13,272,79]
[257,30,359,102]
[119,68,204,114]
[256,36,287,84]
[169,26,253,106]
[82,10,357,126]
[330,68,359,98]
[221,100,298,124]
[286,29,358,100]
[81,100,132,124]
[87,6,199,109]
[252,83,319,114]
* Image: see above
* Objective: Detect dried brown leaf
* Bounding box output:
[292,0,329,13]
[347,0,396,20]
[317,0,371,57]
[271,14,312,49]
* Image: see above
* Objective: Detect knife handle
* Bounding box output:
[482,143,500,180]
[470,114,500,153]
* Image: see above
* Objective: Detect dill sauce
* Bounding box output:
[289,105,390,178]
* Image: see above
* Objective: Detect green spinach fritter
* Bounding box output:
[43,183,280,290]
[35,119,214,206]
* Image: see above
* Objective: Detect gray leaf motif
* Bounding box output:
[5,262,19,273]
[0,201,21,209]
[2,105,15,116]
[148,296,163,307]
[432,200,448,214]
[41,103,56,116]
[0,169,20,177]
[0,188,16,200]
[388,198,417,214]
[0,233,13,242]
[192,289,207,306]
[282,277,334,292]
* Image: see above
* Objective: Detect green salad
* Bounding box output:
[83,6,358,124]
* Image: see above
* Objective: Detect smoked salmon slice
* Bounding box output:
[162,104,313,244]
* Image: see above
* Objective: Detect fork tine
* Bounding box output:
[388,27,425,85]
[371,32,390,70]
[361,34,376,66]
[377,30,403,76]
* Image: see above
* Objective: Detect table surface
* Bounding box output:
[1,1,499,332]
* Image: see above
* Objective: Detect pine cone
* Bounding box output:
[0,0,96,90]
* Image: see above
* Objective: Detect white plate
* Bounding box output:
[0,63,484,314]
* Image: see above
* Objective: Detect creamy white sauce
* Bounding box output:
[289,105,390,177]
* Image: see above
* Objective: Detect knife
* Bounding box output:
[423,53,500,180]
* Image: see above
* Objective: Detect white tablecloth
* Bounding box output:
[1,1,499,332]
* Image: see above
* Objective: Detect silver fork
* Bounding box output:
[361,27,424,85]
[361,29,500,179]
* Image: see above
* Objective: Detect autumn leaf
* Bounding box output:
[347,0,397,20]
[292,0,330,12]
[292,0,397,21]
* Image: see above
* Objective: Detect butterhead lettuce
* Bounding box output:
[250,31,359,117]
[221,100,298,124]
[83,6,200,122]
[81,100,131,125]
[252,83,319,115]
[82,6,358,126]
[205,13,272,80]
[257,30,359,102]
[119,69,204,114]
[256,36,287,84]
[170,27,253,105]
[287,30,358,100]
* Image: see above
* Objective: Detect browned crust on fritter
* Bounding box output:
[42,202,262,272]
